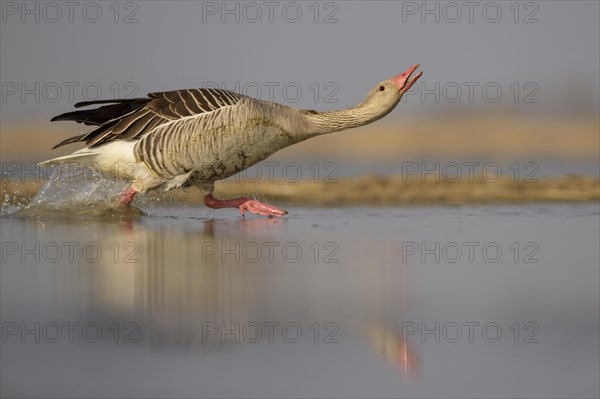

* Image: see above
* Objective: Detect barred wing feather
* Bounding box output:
[50,88,244,149]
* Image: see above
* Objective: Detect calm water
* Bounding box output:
[1,204,599,398]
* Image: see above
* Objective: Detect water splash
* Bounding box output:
[3,164,142,218]
[0,192,26,216]
[31,164,130,208]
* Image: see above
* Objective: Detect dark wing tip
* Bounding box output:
[51,98,151,125]
[50,113,72,123]
[74,100,103,108]
[50,112,89,124]
[51,134,85,149]
[74,98,149,108]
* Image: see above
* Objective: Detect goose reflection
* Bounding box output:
[81,216,419,376]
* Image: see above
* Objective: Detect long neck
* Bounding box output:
[298,101,393,139]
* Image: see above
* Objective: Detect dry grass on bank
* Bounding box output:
[2,175,598,208]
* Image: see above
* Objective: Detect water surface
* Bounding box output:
[1,204,599,398]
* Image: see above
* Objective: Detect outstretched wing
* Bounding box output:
[50,88,244,149]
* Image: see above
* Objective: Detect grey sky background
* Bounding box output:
[1,0,599,124]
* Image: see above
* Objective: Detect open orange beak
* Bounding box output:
[389,64,422,95]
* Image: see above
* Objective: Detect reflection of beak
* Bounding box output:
[396,341,420,379]
[389,64,422,95]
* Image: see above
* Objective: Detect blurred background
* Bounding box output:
[1,1,598,174]
[1,1,599,398]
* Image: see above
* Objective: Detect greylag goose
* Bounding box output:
[41,64,422,217]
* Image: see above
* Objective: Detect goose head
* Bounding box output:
[361,64,422,117]
[300,64,423,136]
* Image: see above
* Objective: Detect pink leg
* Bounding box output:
[204,194,287,218]
[119,186,138,205]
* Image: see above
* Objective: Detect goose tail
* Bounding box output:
[37,148,101,167]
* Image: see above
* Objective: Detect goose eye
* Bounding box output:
[378,85,385,91]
